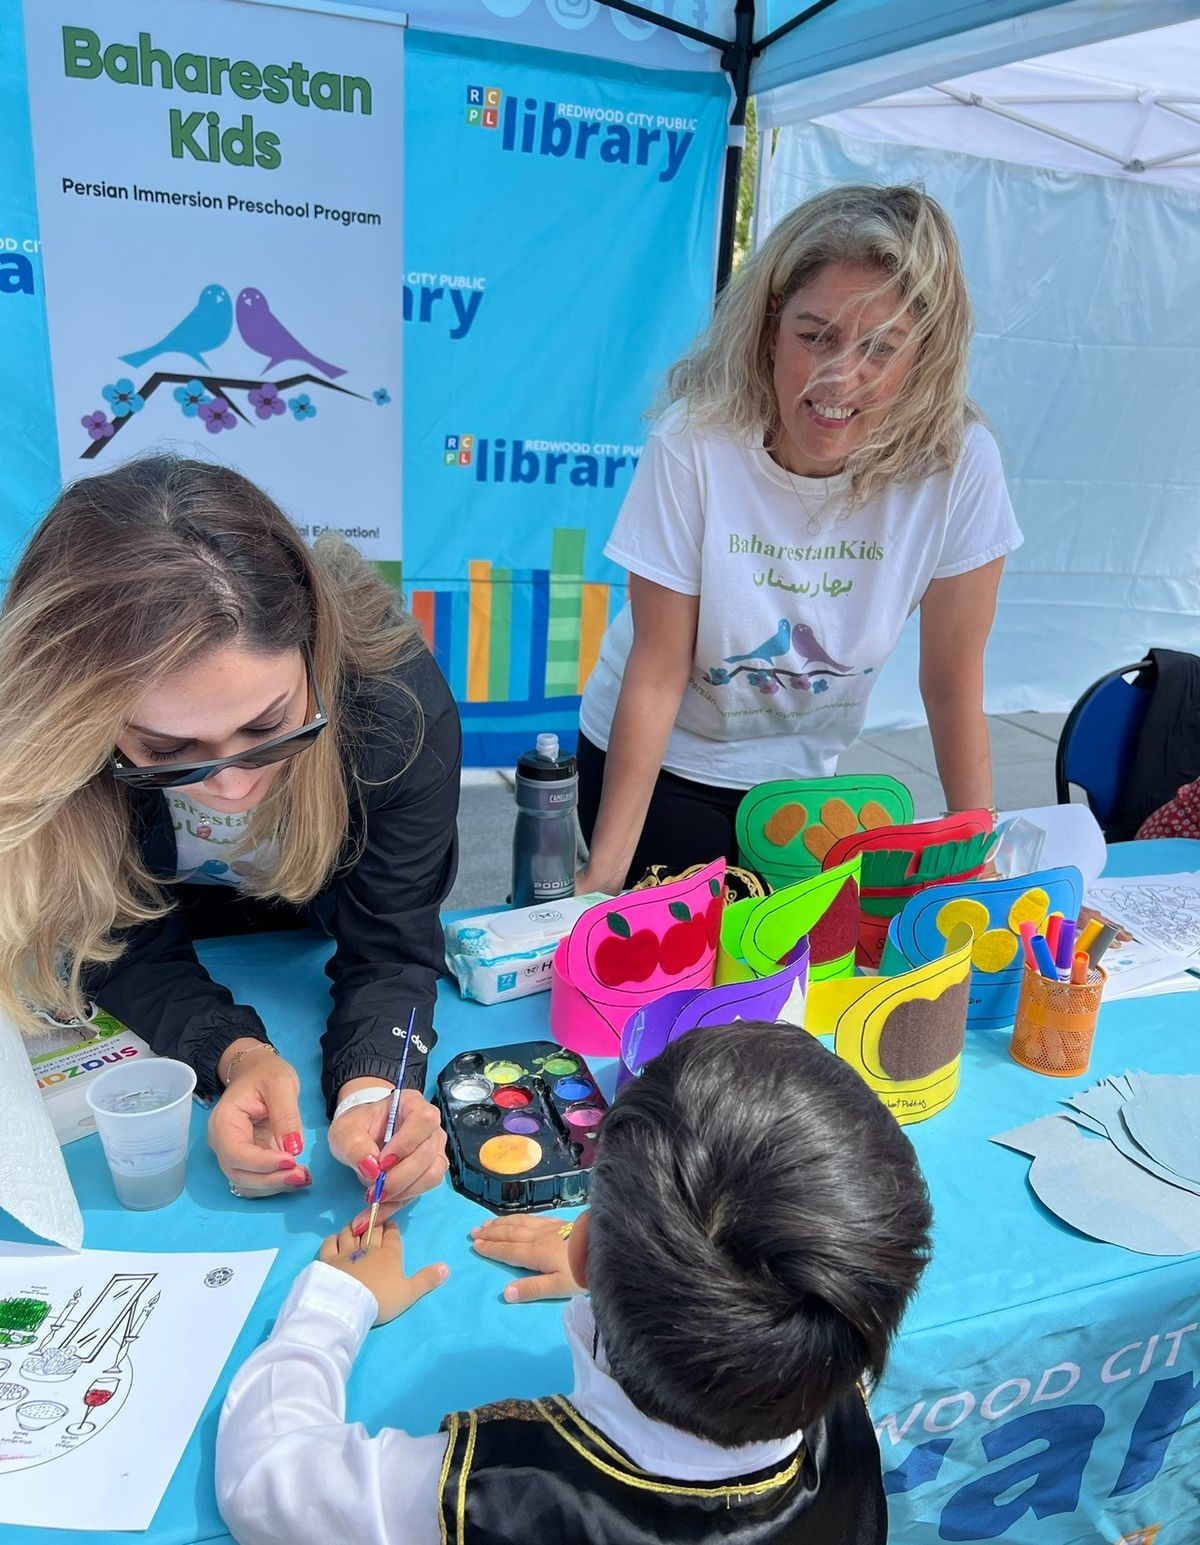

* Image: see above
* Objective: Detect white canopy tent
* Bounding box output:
[754,15,1200,729]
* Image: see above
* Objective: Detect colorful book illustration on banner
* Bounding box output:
[716,857,861,984]
[881,866,1085,1030]
[550,861,725,1058]
[806,925,974,1125]
[822,809,997,969]
[736,775,913,889]
[619,943,810,1086]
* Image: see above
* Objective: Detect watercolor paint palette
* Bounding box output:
[435,1041,608,1214]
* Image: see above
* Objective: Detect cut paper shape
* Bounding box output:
[1059,1079,1200,1196]
[1118,1072,1200,1185]
[991,1114,1200,1256]
[822,809,996,969]
[550,860,725,1058]
[619,941,810,1083]
[736,776,913,888]
[716,858,861,985]
[804,925,974,1124]
[881,866,1084,1030]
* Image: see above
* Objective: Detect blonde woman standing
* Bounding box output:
[0,457,459,1220]
[577,184,1021,894]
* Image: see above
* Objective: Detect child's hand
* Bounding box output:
[470,1216,582,1303]
[319,1221,449,1325]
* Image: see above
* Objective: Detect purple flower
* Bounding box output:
[248,382,286,420]
[288,393,317,422]
[173,379,210,418]
[81,411,114,441]
[199,397,236,434]
[101,378,144,417]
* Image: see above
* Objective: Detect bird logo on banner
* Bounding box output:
[120,284,233,370]
[236,286,345,377]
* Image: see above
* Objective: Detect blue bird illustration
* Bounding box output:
[724,618,791,666]
[120,284,233,370]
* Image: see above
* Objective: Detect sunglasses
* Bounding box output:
[110,642,329,792]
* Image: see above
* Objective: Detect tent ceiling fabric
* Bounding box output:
[755,0,1200,119]
[804,20,1200,190]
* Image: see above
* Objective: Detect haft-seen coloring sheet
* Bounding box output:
[0,1243,275,1531]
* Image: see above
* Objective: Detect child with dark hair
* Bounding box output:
[217,1024,933,1543]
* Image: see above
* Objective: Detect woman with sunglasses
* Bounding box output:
[0,455,460,1216]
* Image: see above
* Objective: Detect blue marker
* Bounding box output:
[1030,933,1060,982]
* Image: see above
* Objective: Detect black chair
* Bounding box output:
[1055,659,1155,838]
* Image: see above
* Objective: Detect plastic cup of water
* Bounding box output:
[85,1058,197,1210]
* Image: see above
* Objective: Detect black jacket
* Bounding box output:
[83,646,461,1113]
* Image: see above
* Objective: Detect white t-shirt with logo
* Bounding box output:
[168,790,277,888]
[579,408,1022,790]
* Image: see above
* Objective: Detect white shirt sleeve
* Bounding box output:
[216,1262,447,1545]
[603,415,705,596]
[932,423,1024,579]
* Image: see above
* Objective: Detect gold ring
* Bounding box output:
[557,1222,574,1240]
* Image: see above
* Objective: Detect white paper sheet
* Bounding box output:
[1086,872,1200,964]
[0,1012,84,1250]
[0,1243,275,1532]
[1099,937,1200,1001]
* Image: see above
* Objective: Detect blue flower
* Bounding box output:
[102,378,144,417]
[373,387,391,405]
[289,393,317,422]
[173,379,210,419]
[812,677,830,695]
[704,666,730,686]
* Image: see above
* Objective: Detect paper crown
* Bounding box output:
[806,925,974,1124]
[737,775,913,889]
[716,857,861,985]
[550,860,725,1059]
[821,809,997,969]
[618,942,810,1086]
[881,866,1085,1030]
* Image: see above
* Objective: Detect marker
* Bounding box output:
[1070,951,1090,985]
[1077,916,1104,957]
[1086,922,1119,967]
[1044,912,1064,961]
[1018,921,1038,969]
[1055,919,1078,973]
[1030,933,1060,981]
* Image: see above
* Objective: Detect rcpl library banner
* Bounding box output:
[22,0,405,567]
[404,31,727,763]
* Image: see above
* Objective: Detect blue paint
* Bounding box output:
[554,1075,592,1101]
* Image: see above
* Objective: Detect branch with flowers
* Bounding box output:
[702,663,855,696]
[79,370,390,459]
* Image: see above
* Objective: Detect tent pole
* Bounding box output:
[716,0,756,292]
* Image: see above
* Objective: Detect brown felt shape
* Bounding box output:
[804,825,837,860]
[876,979,970,1081]
[764,803,807,848]
[859,800,893,830]
[808,876,860,963]
[820,797,858,838]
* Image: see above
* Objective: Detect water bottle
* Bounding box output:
[510,733,578,907]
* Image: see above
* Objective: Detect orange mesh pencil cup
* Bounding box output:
[1009,961,1106,1078]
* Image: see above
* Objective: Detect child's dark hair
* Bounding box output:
[586,1022,932,1447]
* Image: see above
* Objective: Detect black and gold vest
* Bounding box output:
[436,1389,886,1544]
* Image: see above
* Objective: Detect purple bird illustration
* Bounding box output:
[791,622,851,672]
[236,287,345,378]
[724,619,791,665]
[120,284,232,370]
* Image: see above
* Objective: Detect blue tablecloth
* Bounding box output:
[5,840,1199,1543]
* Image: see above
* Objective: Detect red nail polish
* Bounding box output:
[351,1218,368,1237]
[277,1156,297,1172]
[380,1153,400,1172]
[284,1170,311,1188]
[282,1132,304,1157]
[358,1157,381,1181]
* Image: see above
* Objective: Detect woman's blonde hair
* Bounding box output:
[665,184,976,504]
[0,455,426,1034]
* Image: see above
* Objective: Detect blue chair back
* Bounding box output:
[1055,661,1154,833]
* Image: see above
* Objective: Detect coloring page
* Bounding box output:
[0,1243,274,1531]
[1087,873,1200,963]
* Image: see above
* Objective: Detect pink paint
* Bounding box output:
[563,1105,602,1131]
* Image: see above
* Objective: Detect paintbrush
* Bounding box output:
[361,1006,418,1255]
